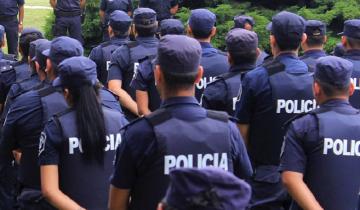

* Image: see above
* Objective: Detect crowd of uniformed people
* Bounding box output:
[0,0,359,210]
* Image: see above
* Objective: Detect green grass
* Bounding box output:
[26,0,50,7]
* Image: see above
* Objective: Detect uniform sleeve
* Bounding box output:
[107,46,129,81]
[100,0,106,11]
[111,134,137,189]
[235,73,255,123]
[89,47,102,78]
[17,0,25,6]
[229,122,253,179]
[201,80,226,111]
[38,119,63,165]
[130,67,148,91]
[279,120,310,174]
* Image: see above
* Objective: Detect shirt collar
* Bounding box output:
[230,63,256,72]
[304,49,326,57]
[321,99,350,107]
[136,36,157,42]
[161,96,200,108]
[199,42,213,49]
[275,52,298,61]
[110,36,128,43]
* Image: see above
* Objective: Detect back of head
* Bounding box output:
[133,8,158,37]
[314,56,353,98]
[267,11,305,51]
[29,39,47,71]
[333,43,346,57]
[109,10,132,37]
[304,20,326,47]
[188,9,216,39]
[43,36,84,69]
[19,28,44,59]
[34,39,51,71]
[157,35,202,91]
[233,15,255,30]
[160,19,185,36]
[56,56,106,163]
[226,28,258,66]
[341,19,360,49]
[163,167,251,210]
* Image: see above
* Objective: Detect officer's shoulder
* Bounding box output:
[2,54,17,62]
[123,40,140,49]
[216,49,227,56]
[284,111,317,131]
[99,40,113,48]
[121,116,152,133]
[100,87,119,101]
[0,62,14,73]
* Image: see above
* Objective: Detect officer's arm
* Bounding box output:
[136,90,151,116]
[108,80,139,116]
[80,0,86,9]
[49,0,56,8]
[108,185,130,210]
[282,171,324,210]
[41,165,86,210]
[18,4,24,32]
[237,124,249,147]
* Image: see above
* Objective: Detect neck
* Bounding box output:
[273,50,298,58]
[304,47,323,52]
[196,37,211,43]
[318,96,348,105]
[161,88,195,100]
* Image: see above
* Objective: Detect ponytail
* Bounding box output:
[69,84,106,163]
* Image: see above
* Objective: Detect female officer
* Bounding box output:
[39,56,127,210]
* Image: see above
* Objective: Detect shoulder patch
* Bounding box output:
[38,131,47,156]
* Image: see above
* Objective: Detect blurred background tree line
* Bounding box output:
[44,0,360,54]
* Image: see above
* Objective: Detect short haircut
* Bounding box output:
[113,29,129,37]
[316,79,350,97]
[306,35,326,47]
[229,50,257,66]
[274,34,302,51]
[19,33,44,58]
[347,37,360,49]
[135,24,157,37]
[190,27,213,39]
[162,69,198,92]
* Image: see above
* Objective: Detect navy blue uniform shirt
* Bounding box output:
[0,0,24,16]
[280,99,360,210]
[139,0,177,21]
[100,0,132,18]
[111,96,253,210]
[196,42,229,101]
[56,0,80,12]
[300,49,327,72]
[235,53,308,124]
[343,49,360,109]
[201,63,256,116]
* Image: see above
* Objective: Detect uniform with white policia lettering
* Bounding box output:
[280,56,360,210]
[340,19,360,109]
[300,20,327,72]
[202,28,258,116]
[235,12,315,210]
[130,19,185,115]
[89,10,131,87]
[51,0,85,43]
[188,9,229,101]
[108,8,159,121]
[39,57,128,210]
[110,35,253,210]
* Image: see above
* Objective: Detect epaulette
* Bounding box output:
[206,110,229,122]
[263,60,285,76]
[120,116,145,131]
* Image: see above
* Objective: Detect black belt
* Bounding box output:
[0,15,17,22]
[55,10,81,17]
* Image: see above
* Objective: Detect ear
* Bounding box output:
[210,27,217,37]
[349,81,355,96]
[187,26,193,37]
[341,36,347,49]
[227,52,233,65]
[28,56,31,64]
[108,26,113,35]
[270,35,276,48]
[256,48,261,58]
[194,66,204,84]
[63,88,71,104]
[301,33,307,46]
[154,65,162,86]
[323,35,328,44]
[35,61,40,72]
[157,203,164,210]
[313,81,321,97]
[45,58,52,73]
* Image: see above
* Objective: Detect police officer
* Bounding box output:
[281,56,360,210]
[339,19,360,109]
[235,11,314,210]
[131,18,185,116]
[233,15,269,66]
[187,9,229,101]
[39,56,127,210]
[158,168,251,210]
[0,0,24,55]
[108,8,159,120]
[0,28,43,113]
[201,28,259,116]
[99,0,132,41]
[0,25,16,62]
[89,10,131,86]
[332,42,345,57]
[109,35,253,210]
[50,0,86,43]
[300,20,327,72]
[139,0,179,22]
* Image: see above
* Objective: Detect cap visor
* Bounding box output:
[52,77,62,87]
[42,49,50,57]
[266,22,272,31]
